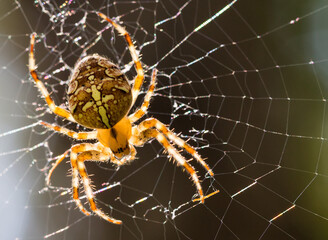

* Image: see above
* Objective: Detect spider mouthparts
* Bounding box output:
[113,150,131,161]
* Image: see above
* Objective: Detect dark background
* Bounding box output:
[0,0,328,239]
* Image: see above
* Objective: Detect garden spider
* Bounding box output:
[29,12,214,224]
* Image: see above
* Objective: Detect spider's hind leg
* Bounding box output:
[129,69,157,123]
[29,33,75,122]
[97,13,145,103]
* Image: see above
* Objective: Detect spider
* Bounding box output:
[29,12,214,224]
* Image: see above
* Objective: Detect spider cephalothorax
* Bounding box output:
[68,54,132,129]
[29,12,215,225]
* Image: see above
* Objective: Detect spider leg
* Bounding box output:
[70,145,91,216]
[129,69,157,123]
[130,128,205,203]
[40,121,97,140]
[29,33,75,122]
[71,143,122,224]
[46,149,70,186]
[97,13,144,103]
[137,118,214,176]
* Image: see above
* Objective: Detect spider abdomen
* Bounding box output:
[68,54,132,129]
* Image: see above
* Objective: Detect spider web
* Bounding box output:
[0,0,328,239]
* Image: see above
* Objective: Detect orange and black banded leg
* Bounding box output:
[46,149,70,186]
[40,121,97,140]
[138,118,214,177]
[97,13,145,102]
[130,128,205,203]
[29,33,75,122]
[129,68,157,123]
[70,144,94,216]
[73,149,122,224]
[41,123,96,187]
[71,143,122,224]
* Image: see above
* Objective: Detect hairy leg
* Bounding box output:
[29,33,75,122]
[130,128,205,203]
[97,12,145,103]
[137,118,214,176]
[46,149,70,186]
[40,121,97,140]
[129,69,157,123]
[71,143,122,224]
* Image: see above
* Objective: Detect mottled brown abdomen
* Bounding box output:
[68,54,132,129]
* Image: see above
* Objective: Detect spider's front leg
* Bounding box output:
[130,126,205,203]
[137,118,214,176]
[70,143,122,224]
[41,122,98,186]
